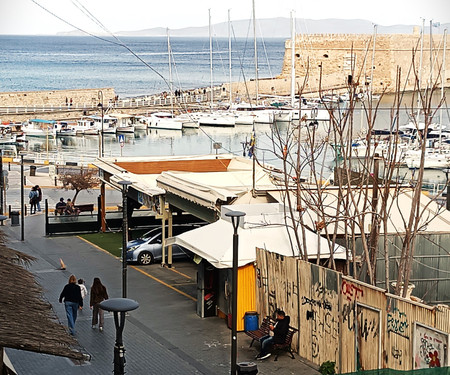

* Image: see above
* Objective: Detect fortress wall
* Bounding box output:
[281,34,450,93]
[0,88,116,107]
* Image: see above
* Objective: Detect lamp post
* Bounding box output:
[118,180,132,298]
[225,210,246,375]
[98,91,104,158]
[99,298,139,375]
[444,168,450,211]
[20,153,25,241]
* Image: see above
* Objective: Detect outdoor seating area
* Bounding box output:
[244,316,297,361]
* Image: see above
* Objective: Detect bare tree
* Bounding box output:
[59,170,99,204]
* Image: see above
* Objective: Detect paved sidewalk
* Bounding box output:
[3,214,319,375]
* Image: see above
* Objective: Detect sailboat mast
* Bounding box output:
[228,9,232,107]
[252,0,259,105]
[440,29,447,145]
[430,20,433,85]
[209,9,213,109]
[167,28,173,114]
[290,10,296,107]
[417,18,425,120]
[369,24,377,101]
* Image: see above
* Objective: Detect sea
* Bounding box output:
[0,35,286,97]
[1,35,448,187]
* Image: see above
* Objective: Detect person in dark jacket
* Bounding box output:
[90,277,109,331]
[256,309,290,360]
[59,274,83,335]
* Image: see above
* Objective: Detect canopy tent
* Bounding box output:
[166,217,347,269]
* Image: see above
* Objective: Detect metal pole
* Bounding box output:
[118,181,131,299]
[225,210,245,375]
[122,185,128,298]
[98,91,104,158]
[231,224,238,375]
[20,154,24,241]
[113,311,126,375]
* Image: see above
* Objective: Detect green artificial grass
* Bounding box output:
[79,229,149,257]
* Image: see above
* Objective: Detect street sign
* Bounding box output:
[118,134,125,148]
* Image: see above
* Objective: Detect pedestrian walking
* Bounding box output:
[35,185,42,212]
[90,277,109,331]
[59,275,83,335]
[78,278,88,300]
[28,186,38,214]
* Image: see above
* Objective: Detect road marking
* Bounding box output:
[131,266,197,302]
[78,236,196,302]
[167,267,192,280]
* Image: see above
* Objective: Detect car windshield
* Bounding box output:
[138,228,160,240]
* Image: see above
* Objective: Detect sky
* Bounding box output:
[0,0,449,35]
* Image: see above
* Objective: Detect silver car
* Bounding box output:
[126,224,202,265]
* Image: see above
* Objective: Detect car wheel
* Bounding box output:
[138,252,153,265]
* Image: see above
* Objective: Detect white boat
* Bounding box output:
[110,113,135,133]
[74,119,98,135]
[54,121,77,136]
[197,111,235,127]
[89,115,117,134]
[133,116,148,130]
[405,148,450,169]
[147,112,182,130]
[232,104,274,124]
[22,119,56,137]
[175,113,199,129]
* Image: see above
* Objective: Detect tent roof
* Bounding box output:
[167,209,347,269]
[269,187,450,235]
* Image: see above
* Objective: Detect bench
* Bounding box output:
[244,316,297,361]
[272,326,298,361]
[74,204,94,215]
[245,316,274,348]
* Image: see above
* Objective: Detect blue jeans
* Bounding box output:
[260,335,274,356]
[37,201,41,211]
[64,301,79,335]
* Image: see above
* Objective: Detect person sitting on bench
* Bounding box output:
[256,309,290,360]
[55,198,66,215]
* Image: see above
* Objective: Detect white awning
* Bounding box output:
[166,218,347,269]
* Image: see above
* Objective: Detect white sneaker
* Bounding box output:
[258,353,271,360]
[99,327,103,332]
[92,325,96,329]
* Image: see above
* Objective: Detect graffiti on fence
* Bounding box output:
[358,308,378,341]
[414,324,448,369]
[392,346,403,365]
[342,279,364,301]
[342,302,355,331]
[387,308,409,339]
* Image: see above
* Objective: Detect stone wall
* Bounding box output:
[280,33,450,93]
[0,88,116,107]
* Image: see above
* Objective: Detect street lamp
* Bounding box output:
[225,210,246,375]
[99,298,139,375]
[98,90,104,158]
[20,153,25,241]
[118,180,132,298]
[443,168,450,211]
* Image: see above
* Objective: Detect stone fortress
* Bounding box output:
[279,29,450,94]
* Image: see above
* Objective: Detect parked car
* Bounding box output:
[126,223,204,265]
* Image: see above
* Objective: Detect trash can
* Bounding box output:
[244,311,259,332]
[30,165,36,176]
[10,211,20,226]
[237,362,258,375]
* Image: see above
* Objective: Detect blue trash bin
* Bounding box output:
[244,311,259,331]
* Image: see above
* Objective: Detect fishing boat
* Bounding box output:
[147,112,182,130]
[110,113,135,133]
[74,119,98,135]
[22,119,56,137]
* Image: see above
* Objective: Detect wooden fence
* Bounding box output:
[255,248,450,373]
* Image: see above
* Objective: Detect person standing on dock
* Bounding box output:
[28,186,38,214]
[35,185,42,212]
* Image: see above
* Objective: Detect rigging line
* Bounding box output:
[30,0,170,89]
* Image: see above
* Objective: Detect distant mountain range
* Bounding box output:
[57,17,450,38]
